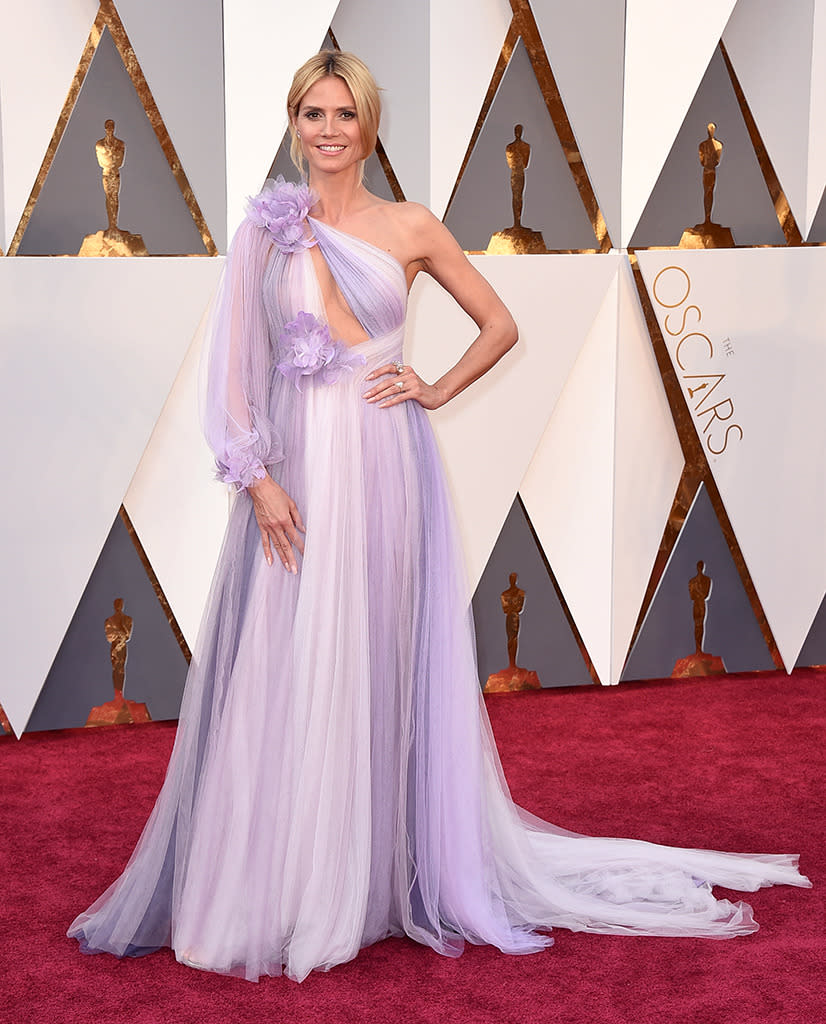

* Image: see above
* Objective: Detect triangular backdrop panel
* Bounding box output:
[26,512,189,733]
[519,267,619,684]
[473,497,593,688]
[623,483,775,681]
[637,247,826,671]
[805,179,826,242]
[116,0,227,251]
[428,0,513,218]
[407,253,620,593]
[332,0,429,205]
[18,27,207,256]
[0,257,222,736]
[795,589,826,669]
[807,1,826,237]
[611,257,684,678]
[519,256,683,684]
[444,37,597,252]
[0,0,99,252]
[630,46,784,248]
[723,0,816,236]
[620,0,738,246]
[123,312,230,651]
[531,0,625,247]
[223,0,340,235]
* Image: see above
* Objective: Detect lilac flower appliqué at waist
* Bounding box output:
[276,312,366,391]
[245,175,317,254]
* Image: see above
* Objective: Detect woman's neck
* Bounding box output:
[308,167,369,225]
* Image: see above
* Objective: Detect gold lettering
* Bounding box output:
[652,265,691,308]
[664,304,701,337]
[698,397,735,434]
[683,373,727,413]
[708,423,743,455]
[675,333,714,371]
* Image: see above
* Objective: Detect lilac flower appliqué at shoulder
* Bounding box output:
[245,175,317,254]
[276,312,366,391]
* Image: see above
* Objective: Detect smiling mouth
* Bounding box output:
[318,145,345,152]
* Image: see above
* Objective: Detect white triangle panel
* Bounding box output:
[0,257,222,735]
[611,257,684,679]
[429,0,513,217]
[124,305,230,650]
[115,0,228,251]
[407,253,620,594]
[723,0,814,237]
[806,1,826,235]
[332,0,431,205]
[0,0,99,251]
[621,0,737,246]
[637,248,826,671]
[519,265,620,684]
[223,0,340,236]
[532,0,625,245]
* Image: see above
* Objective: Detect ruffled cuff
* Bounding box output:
[214,453,268,491]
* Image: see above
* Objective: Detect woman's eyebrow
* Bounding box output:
[302,105,356,112]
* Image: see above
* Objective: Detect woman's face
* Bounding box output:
[294,76,363,177]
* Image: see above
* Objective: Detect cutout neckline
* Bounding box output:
[305,216,408,349]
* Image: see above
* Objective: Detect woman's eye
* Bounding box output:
[340,111,355,119]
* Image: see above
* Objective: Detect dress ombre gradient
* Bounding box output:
[68,179,810,982]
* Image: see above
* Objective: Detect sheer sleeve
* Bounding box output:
[201,217,284,490]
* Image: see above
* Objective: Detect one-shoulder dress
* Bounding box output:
[68,179,810,983]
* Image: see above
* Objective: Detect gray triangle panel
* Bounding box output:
[622,484,774,681]
[25,512,188,733]
[19,27,208,256]
[444,37,597,251]
[472,497,592,688]
[630,47,784,248]
[795,593,826,668]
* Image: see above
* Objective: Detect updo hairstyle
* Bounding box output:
[287,50,381,178]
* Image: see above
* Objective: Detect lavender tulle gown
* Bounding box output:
[68,180,809,982]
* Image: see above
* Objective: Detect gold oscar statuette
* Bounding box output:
[487,125,548,255]
[86,598,152,726]
[679,123,735,249]
[484,573,542,693]
[672,561,726,678]
[78,119,148,256]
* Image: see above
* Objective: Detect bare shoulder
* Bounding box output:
[389,201,449,241]
[381,201,464,269]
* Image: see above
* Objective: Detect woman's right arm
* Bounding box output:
[202,218,304,571]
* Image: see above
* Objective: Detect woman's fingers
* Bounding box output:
[363,362,407,401]
[284,520,305,556]
[259,527,274,567]
[268,526,298,573]
[365,371,415,404]
[364,362,400,383]
[291,504,307,535]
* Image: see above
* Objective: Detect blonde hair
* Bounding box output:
[287,51,381,178]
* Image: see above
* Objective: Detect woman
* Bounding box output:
[68,51,809,983]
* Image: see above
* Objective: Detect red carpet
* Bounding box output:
[3,670,823,1024]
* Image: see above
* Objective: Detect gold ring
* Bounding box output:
[395,381,404,392]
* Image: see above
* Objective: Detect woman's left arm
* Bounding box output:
[364,205,518,410]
